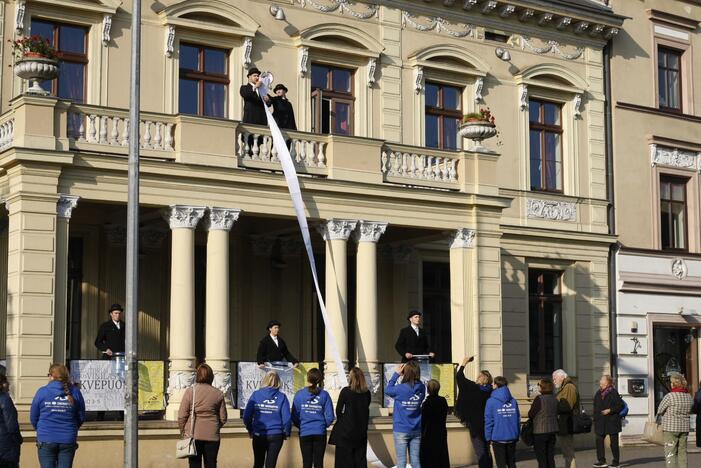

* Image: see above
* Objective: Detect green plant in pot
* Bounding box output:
[10,35,60,95]
[458,107,498,153]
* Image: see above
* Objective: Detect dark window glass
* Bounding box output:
[660,176,687,250]
[178,43,229,117]
[425,82,462,150]
[311,64,355,135]
[529,270,563,376]
[658,47,682,111]
[30,19,87,102]
[529,99,563,192]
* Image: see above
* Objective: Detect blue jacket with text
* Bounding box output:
[292,387,335,437]
[385,372,426,434]
[30,381,86,444]
[243,386,292,437]
[484,385,520,442]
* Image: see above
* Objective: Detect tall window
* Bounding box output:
[529,99,563,192]
[660,176,688,250]
[425,83,461,150]
[31,19,87,102]
[311,64,354,135]
[658,46,682,112]
[529,269,563,376]
[179,43,229,118]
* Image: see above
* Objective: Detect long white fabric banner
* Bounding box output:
[257,75,386,467]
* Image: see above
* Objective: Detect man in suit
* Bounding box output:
[395,310,435,363]
[239,67,270,126]
[257,320,299,368]
[94,303,125,359]
[270,84,297,130]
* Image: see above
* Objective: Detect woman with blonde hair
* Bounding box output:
[386,360,426,468]
[243,371,291,468]
[656,373,693,468]
[329,367,371,468]
[30,364,86,468]
[177,363,227,468]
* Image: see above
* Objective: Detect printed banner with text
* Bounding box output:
[236,361,318,409]
[382,363,455,408]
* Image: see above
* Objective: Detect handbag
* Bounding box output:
[520,419,534,446]
[176,384,197,459]
[643,420,664,446]
[572,409,593,434]
[620,400,629,418]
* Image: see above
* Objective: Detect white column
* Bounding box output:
[164,204,206,420]
[317,219,357,392]
[204,207,240,416]
[54,195,79,363]
[354,221,387,413]
[449,228,478,372]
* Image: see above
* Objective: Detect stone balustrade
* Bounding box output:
[0,116,14,152]
[381,145,460,188]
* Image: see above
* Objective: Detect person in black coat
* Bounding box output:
[693,384,701,448]
[94,303,125,359]
[329,367,371,468]
[271,84,297,130]
[420,379,450,468]
[0,374,22,468]
[455,356,493,468]
[240,67,270,126]
[592,374,624,468]
[394,310,435,363]
[256,320,299,367]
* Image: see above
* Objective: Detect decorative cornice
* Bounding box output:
[165,25,175,58]
[57,195,79,219]
[242,38,253,69]
[298,0,378,19]
[650,144,700,171]
[449,228,476,249]
[317,219,357,241]
[481,1,498,15]
[354,221,388,243]
[556,17,572,30]
[163,205,206,230]
[102,14,112,46]
[205,207,241,231]
[526,199,577,222]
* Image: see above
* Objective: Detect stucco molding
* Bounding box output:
[298,0,378,19]
[353,221,388,243]
[163,205,206,230]
[204,207,241,231]
[526,198,577,222]
[672,258,688,280]
[57,195,80,219]
[650,144,701,171]
[318,219,358,241]
[102,14,112,46]
[402,12,476,39]
[449,228,476,249]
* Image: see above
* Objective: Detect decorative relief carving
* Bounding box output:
[499,5,515,18]
[102,14,113,46]
[298,0,378,19]
[573,94,583,119]
[604,28,619,40]
[205,207,241,231]
[354,221,388,243]
[481,1,497,14]
[449,228,476,249]
[526,199,577,221]
[474,77,484,103]
[15,0,26,35]
[517,36,583,60]
[163,205,206,229]
[212,372,232,394]
[415,67,424,94]
[165,25,175,58]
[672,258,688,280]
[402,12,475,38]
[538,13,553,26]
[519,84,528,111]
[242,38,253,69]
[167,371,195,394]
[317,219,358,241]
[462,0,478,10]
[519,9,535,22]
[574,21,589,34]
[650,144,700,170]
[589,24,605,37]
[57,195,79,219]
[367,58,377,87]
[299,47,309,76]
[556,17,572,30]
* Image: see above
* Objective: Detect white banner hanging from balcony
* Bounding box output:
[257,73,386,468]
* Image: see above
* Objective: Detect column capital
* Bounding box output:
[205,207,241,231]
[163,205,206,230]
[57,194,79,219]
[353,221,388,243]
[449,228,476,249]
[317,219,357,241]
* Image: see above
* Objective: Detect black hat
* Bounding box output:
[267,320,281,330]
[407,310,422,320]
[109,303,124,313]
[247,67,261,77]
[273,84,288,93]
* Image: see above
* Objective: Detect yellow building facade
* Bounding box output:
[0,0,624,466]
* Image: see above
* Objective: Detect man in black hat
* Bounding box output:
[270,84,297,130]
[94,303,126,360]
[239,67,271,126]
[256,320,299,368]
[394,310,435,363]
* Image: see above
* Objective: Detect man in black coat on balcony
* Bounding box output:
[239,67,270,126]
[271,84,297,130]
[94,303,125,360]
[395,310,435,363]
[256,320,299,368]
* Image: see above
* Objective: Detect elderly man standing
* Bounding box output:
[553,369,578,468]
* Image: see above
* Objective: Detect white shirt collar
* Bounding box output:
[270,334,279,345]
[113,320,121,329]
[411,324,419,334]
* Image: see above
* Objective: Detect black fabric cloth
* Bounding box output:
[455,366,491,438]
[333,445,366,468]
[0,392,21,464]
[593,388,624,435]
[595,433,619,465]
[529,394,559,435]
[556,380,578,436]
[394,325,431,362]
[470,434,493,468]
[420,394,450,468]
[188,440,220,468]
[252,434,284,468]
[256,335,298,365]
[299,434,326,468]
[491,441,517,468]
[240,84,269,126]
[328,387,370,449]
[94,320,125,355]
[533,433,556,468]
[271,96,297,130]
[693,390,701,447]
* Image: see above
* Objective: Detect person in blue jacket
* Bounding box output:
[243,371,292,468]
[292,368,335,468]
[0,373,22,468]
[385,361,426,468]
[484,376,521,468]
[30,364,86,468]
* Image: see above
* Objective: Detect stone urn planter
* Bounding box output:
[15,56,59,95]
[458,120,497,153]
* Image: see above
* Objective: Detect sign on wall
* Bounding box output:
[382,363,456,407]
[236,362,318,409]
